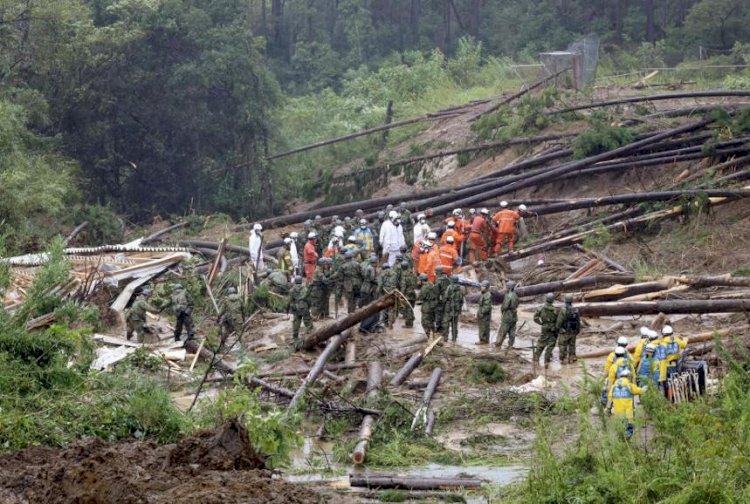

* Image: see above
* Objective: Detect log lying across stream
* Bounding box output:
[576,299,750,317]
[349,474,484,490]
[303,294,396,350]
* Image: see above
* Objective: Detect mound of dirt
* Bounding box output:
[0,420,327,504]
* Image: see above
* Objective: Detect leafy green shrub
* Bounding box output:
[573,126,635,159]
[72,204,123,246]
[470,360,507,384]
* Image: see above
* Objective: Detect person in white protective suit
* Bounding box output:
[413,213,431,245]
[379,210,406,266]
[249,223,264,272]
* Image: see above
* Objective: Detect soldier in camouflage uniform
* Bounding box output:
[261,270,290,296]
[495,280,519,349]
[399,261,418,328]
[219,286,244,336]
[126,289,158,342]
[476,281,492,345]
[417,273,438,337]
[399,245,413,270]
[340,251,363,314]
[288,276,313,349]
[533,293,563,368]
[558,294,581,364]
[359,256,378,307]
[171,283,195,342]
[442,276,464,342]
[378,263,400,329]
[309,257,332,319]
[433,266,450,335]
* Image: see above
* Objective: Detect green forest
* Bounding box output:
[1,0,749,252]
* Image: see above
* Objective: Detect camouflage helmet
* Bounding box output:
[506,280,516,291]
[317,257,326,265]
[226,286,237,294]
[369,255,378,264]
[382,263,391,269]
[173,283,184,290]
[451,276,459,283]
[480,280,490,289]
[545,293,555,303]
[294,276,303,284]
[400,261,409,269]
[564,294,573,303]
[419,273,429,282]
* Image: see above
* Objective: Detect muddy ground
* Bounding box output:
[0,420,349,504]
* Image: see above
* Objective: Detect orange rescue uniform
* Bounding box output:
[468,215,490,263]
[492,209,520,253]
[303,241,318,283]
[440,228,463,248]
[438,245,459,275]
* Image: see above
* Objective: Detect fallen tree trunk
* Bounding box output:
[527,189,750,217]
[267,109,462,160]
[180,239,248,256]
[466,273,635,304]
[257,362,362,378]
[349,474,483,490]
[468,67,569,121]
[551,90,750,115]
[142,221,189,244]
[581,279,677,302]
[573,244,630,273]
[412,367,442,433]
[390,338,442,387]
[63,221,88,247]
[576,299,750,317]
[303,294,396,350]
[366,361,383,399]
[352,415,375,465]
[289,330,352,410]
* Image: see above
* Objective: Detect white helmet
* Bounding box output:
[307,231,317,239]
[620,368,631,377]
[518,204,527,212]
[452,209,462,216]
[500,201,508,208]
[615,346,626,356]
[446,236,455,243]
[639,326,650,338]
[648,330,659,341]
[662,325,673,336]
[418,213,426,221]
[424,240,434,247]
[616,336,628,346]
[334,226,345,238]
[347,235,356,243]
[447,220,456,228]
[388,210,398,220]
[469,208,476,215]
[480,208,489,215]
[253,223,262,231]
[283,237,292,245]
[427,231,437,240]
[645,344,656,353]
[290,232,298,239]
[359,218,367,226]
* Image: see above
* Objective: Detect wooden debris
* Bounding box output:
[289,330,353,410]
[352,415,375,465]
[349,474,483,490]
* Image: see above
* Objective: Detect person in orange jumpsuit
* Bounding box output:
[468,208,491,263]
[425,240,441,283]
[417,241,431,277]
[439,237,460,276]
[303,232,319,283]
[492,201,521,254]
[440,220,463,248]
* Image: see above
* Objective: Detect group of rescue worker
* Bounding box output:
[602,324,688,437]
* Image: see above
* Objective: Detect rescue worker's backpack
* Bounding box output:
[561,307,581,333]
